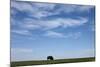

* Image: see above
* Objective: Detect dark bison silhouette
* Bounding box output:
[47,56,54,60]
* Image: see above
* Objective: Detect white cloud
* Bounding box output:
[12,29,31,35]
[32,2,56,10]
[43,31,65,38]
[43,31,81,39]
[56,18,87,28]
[54,4,94,14]
[11,1,33,12]
[11,1,56,19]
[17,17,88,31]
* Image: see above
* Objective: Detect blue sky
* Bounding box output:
[11,1,95,61]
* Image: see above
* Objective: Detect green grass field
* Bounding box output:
[11,57,95,67]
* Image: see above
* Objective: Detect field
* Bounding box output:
[11,57,95,67]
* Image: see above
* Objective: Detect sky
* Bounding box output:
[11,1,95,61]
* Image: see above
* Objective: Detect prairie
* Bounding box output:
[11,57,95,67]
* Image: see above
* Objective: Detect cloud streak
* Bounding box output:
[43,31,65,38]
[12,17,88,30]
[43,31,81,39]
[12,29,31,36]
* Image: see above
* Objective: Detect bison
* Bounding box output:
[47,56,54,60]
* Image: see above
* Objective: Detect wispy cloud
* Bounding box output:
[43,31,65,38]
[53,4,93,15]
[14,17,88,30]
[11,1,33,12]
[12,29,31,36]
[43,31,81,39]
[11,1,56,19]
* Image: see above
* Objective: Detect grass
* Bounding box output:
[11,57,95,67]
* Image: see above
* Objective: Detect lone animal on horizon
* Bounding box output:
[47,56,54,60]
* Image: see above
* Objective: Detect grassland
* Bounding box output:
[11,57,95,67]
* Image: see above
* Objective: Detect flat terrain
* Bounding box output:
[11,57,95,67]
